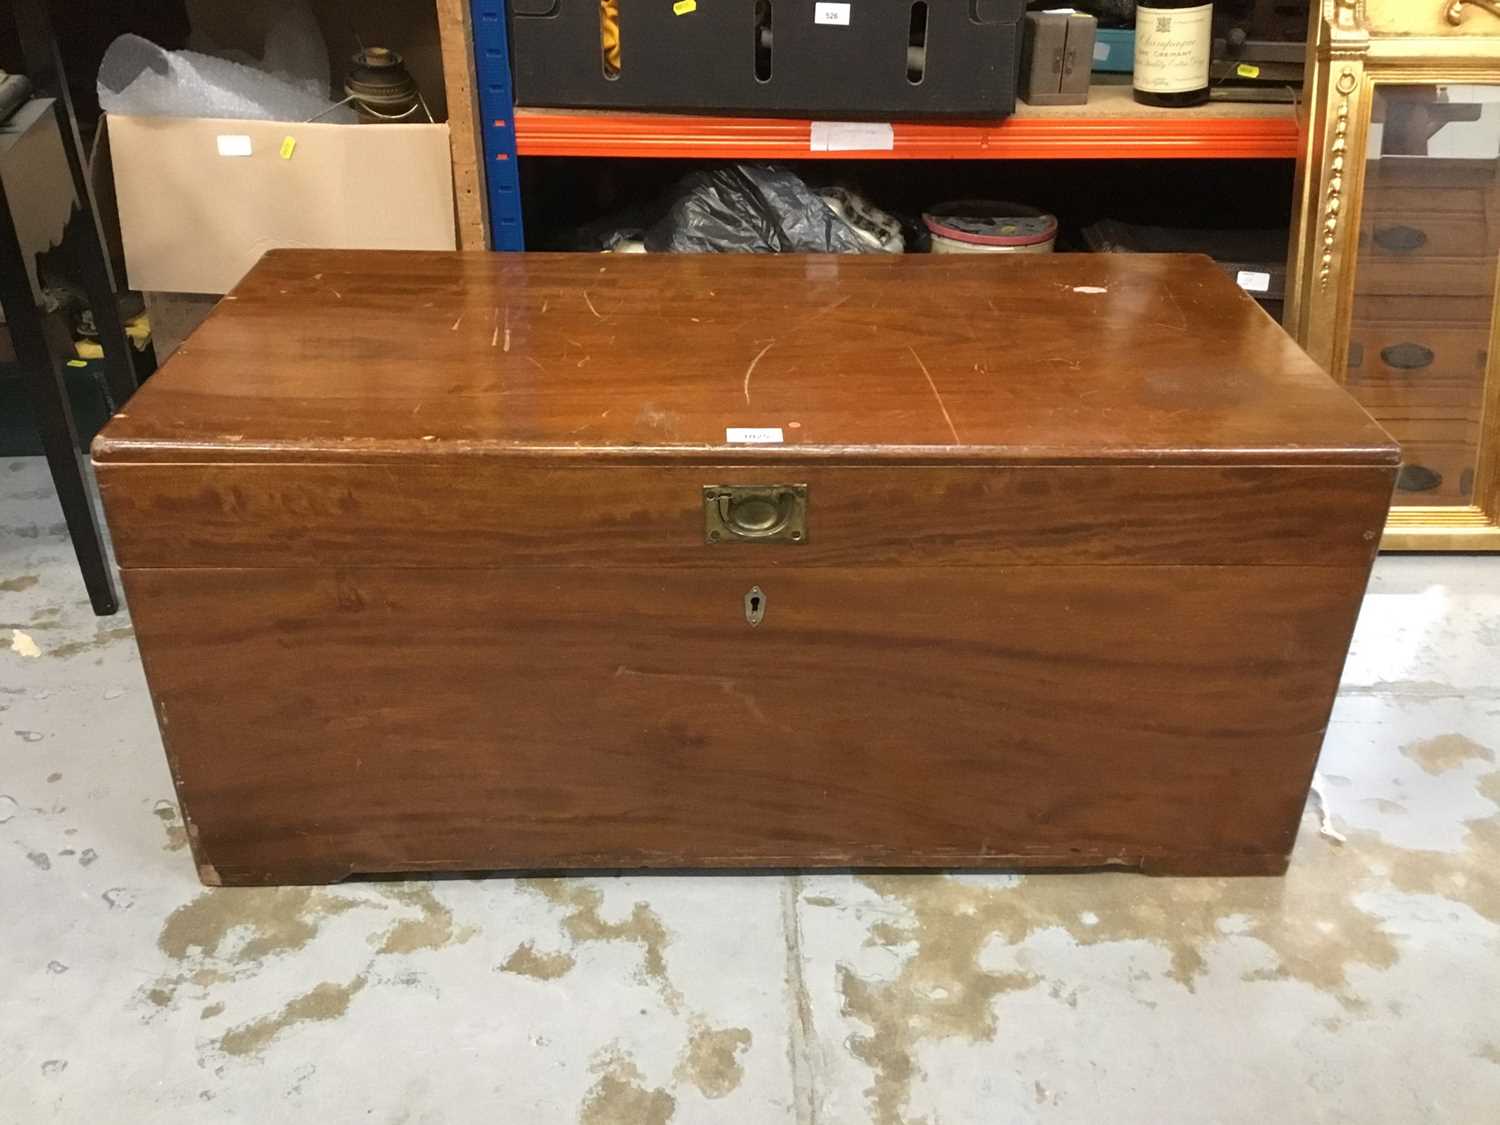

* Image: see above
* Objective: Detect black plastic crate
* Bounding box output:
[509,0,1024,119]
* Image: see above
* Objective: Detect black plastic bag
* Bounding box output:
[642,164,888,254]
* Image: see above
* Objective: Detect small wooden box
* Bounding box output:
[94,251,1397,886]
[1020,10,1096,106]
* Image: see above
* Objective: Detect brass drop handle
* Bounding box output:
[1381,342,1434,371]
[718,492,795,538]
[703,485,808,544]
[1372,225,1426,253]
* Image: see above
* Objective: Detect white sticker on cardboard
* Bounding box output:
[1236,270,1271,293]
[1093,40,1110,62]
[815,2,851,25]
[215,134,253,157]
[810,121,895,152]
[726,427,784,444]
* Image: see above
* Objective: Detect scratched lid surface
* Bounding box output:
[93,250,1397,467]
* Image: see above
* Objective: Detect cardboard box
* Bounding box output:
[102,0,459,293]
[107,114,455,295]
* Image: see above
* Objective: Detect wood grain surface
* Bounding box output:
[125,563,1372,885]
[98,462,1393,570]
[93,250,1397,468]
[96,250,1397,883]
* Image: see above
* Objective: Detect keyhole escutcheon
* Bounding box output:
[745,585,766,627]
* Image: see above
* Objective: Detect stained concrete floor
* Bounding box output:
[1,454,1498,1124]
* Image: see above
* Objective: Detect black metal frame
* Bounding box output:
[0,156,118,614]
[2,0,142,614]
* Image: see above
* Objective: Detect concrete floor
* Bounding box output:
[1,454,1498,1124]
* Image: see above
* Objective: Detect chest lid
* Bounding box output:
[94,250,1396,467]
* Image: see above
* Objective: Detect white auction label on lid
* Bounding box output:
[1236,270,1271,293]
[215,134,253,157]
[726,427,784,444]
[815,2,851,26]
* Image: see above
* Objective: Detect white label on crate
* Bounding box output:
[215,134,253,157]
[810,121,894,152]
[1093,40,1109,62]
[726,427,784,444]
[1236,270,1271,293]
[814,3,851,26]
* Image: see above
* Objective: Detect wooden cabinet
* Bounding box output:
[92,250,1394,885]
[1288,2,1500,548]
[1348,158,1496,505]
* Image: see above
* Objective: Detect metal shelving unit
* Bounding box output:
[471,0,523,250]
[511,92,1298,161]
[471,6,1299,249]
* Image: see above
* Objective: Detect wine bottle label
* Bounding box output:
[1134,4,1213,94]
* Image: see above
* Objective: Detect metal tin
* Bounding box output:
[923,201,1059,254]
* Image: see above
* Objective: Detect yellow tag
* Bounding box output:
[673,0,696,13]
[280,136,297,159]
[66,359,88,367]
[1236,63,1261,79]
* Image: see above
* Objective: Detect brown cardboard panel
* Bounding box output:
[108,115,455,294]
[87,112,129,288]
[0,99,75,302]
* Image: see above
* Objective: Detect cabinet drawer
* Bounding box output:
[1361,156,1500,203]
[1348,379,1487,417]
[1346,324,1490,380]
[1355,258,1495,298]
[1352,401,1486,448]
[1393,438,1480,505]
[1358,216,1500,261]
[1363,411,1478,506]
[1358,406,1484,441]
[1351,294,1497,324]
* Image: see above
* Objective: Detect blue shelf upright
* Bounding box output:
[471,0,524,250]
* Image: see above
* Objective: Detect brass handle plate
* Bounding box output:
[1372,225,1427,253]
[704,484,808,545]
[1382,342,1435,370]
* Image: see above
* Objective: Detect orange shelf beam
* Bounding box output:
[511,108,1300,161]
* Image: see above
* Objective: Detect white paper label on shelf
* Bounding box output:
[810,121,894,152]
[1093,40,1110,61]
[726,427,784,444]
[215,134,253,157]
[1236,270,1271,293]
[814,3,851,25]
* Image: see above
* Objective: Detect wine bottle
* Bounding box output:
[1133,2,1213,108]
